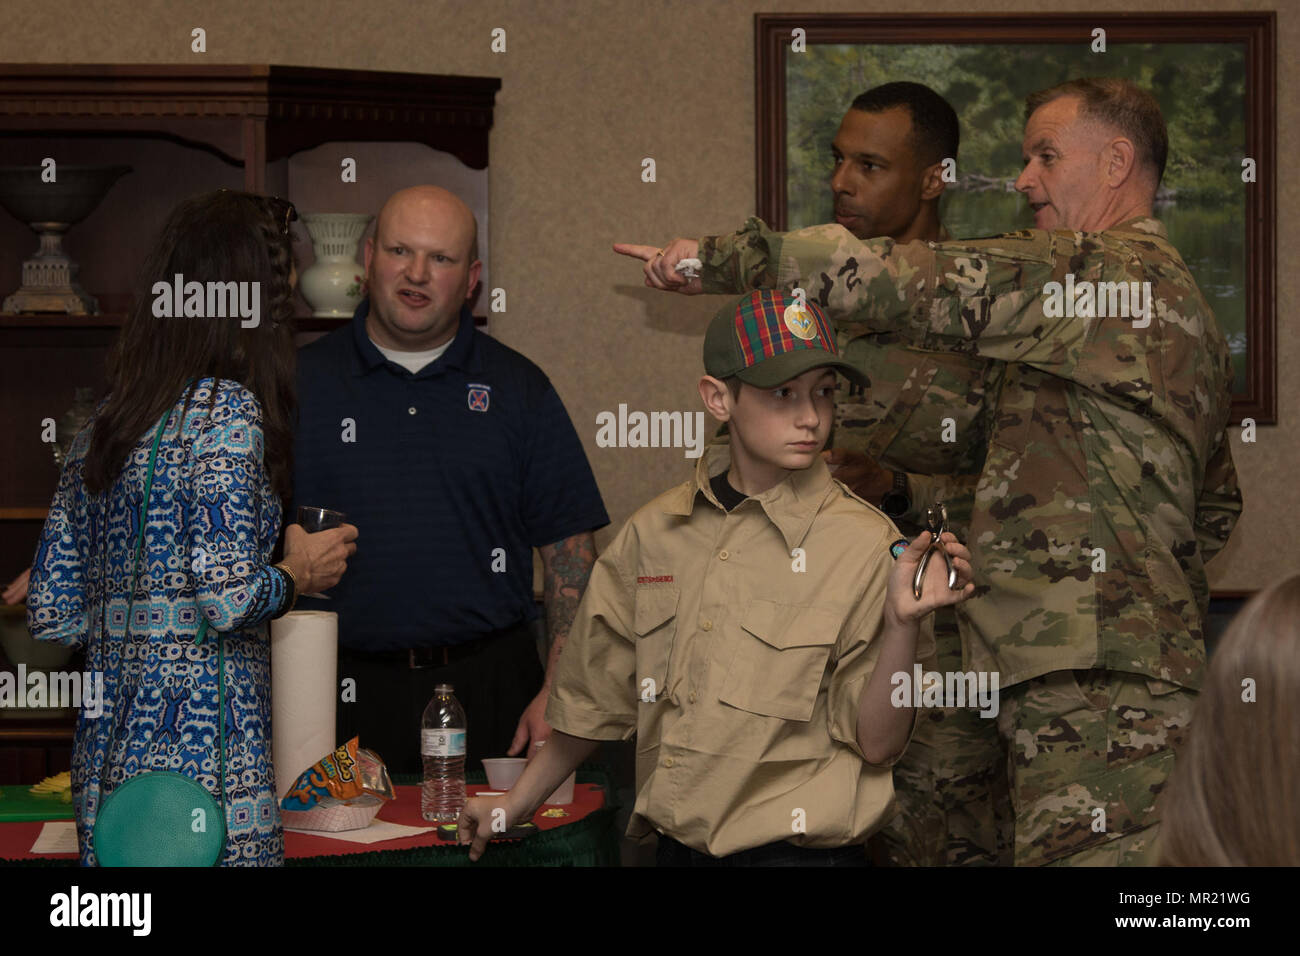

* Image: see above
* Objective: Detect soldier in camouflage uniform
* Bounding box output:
[618,77,1242,865]
[820,84,1014,868]
[851,344,1014,868]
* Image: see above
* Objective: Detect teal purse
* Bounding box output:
[92,406,229,867]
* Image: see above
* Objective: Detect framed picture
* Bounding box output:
[755,13,1276,423]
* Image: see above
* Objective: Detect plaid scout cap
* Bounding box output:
[704,289,869,388]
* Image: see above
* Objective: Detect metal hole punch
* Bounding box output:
[913,502,959,600]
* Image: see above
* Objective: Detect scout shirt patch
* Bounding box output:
[783,303,817,340]
[890,538,909,560]
[467,383,491,412]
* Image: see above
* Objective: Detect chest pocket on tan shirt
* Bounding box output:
[634,587,679,704]
[718,601,844,722]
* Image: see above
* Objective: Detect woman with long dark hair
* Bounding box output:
[26,190,357,866]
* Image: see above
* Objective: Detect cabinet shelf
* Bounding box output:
[0,314,124,329]
[0,312,353,332]
[0,313,481,337]
[0,64,502,182]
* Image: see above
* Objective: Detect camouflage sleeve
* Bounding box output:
[901,472,978,535]
[1195,428,1242,561]
[701,218,1098,383]
[698,217,781,293]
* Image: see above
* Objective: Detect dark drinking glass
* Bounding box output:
[297,506,346,534]
[294,507,346,598]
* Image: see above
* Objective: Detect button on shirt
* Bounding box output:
[546,443,932,857]
[293,301,610,649]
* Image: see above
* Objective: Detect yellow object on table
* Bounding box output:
[29,772,71,795]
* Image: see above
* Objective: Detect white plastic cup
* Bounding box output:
[482,757,527,790]
[546,771,576,805]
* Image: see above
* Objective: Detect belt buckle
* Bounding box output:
[408,646,449,669]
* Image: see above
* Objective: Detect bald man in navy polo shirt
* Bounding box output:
[293,186,609,775]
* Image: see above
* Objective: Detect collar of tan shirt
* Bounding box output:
[660,442,836,554]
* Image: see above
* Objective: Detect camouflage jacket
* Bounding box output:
[830,226,1002,480]
[834,333,1002,480]
[700,216,1242,689]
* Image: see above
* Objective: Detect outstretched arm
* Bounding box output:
[619,220,1108,383]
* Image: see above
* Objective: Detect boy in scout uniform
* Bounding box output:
[458,289,974,865]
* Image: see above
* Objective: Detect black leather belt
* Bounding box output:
[341,622,529,670]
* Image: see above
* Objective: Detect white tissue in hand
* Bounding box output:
[675,258,702,279]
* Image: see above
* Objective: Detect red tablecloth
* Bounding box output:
[0,783,606,862]
[286,783,606,859]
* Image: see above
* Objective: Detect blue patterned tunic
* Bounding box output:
[27,378,288,866]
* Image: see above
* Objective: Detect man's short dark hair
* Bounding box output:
[849,82,960,168]
[1025,78,1168,185]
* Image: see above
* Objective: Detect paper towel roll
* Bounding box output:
[271,610,338,800]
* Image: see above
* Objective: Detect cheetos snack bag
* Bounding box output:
[279,737,393,832]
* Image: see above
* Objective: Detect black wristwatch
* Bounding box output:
[880,471,910,519]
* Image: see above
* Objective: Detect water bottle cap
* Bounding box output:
[435,683,454,694]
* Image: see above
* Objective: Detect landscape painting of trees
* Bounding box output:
[756,14,1274,421]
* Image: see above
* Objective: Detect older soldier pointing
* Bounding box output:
[615,77,1242,866]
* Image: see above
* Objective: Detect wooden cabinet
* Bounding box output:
[0,64,499,768]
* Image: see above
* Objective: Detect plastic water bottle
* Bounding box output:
[421,683,467,822]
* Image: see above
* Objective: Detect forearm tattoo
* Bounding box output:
[541,532,596,664]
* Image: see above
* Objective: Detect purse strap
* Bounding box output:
[123,399,228,821]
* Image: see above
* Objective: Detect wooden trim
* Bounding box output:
[242,116,266,192]
[0,64,502,169]
[0,723,75,744]
[0,314,123,329]
[1237,16,1277,424]
[1208,589,1257,602]
[0,63,501,113]
[0,313,485,333]
[0,313,119,349]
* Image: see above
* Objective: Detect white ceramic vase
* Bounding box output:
[299,213,373,317]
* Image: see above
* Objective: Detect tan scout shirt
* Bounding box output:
[545,443,933,857]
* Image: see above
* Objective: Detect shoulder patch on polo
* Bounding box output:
[467,383,491,412]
